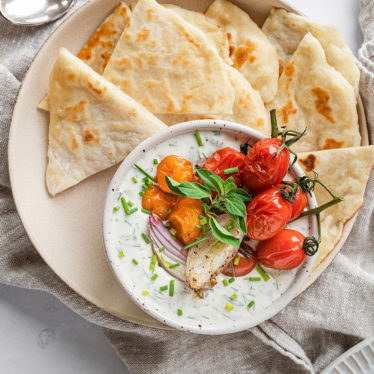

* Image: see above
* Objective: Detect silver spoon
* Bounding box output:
[0,0,74,26]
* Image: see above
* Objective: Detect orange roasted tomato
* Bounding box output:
[168,198,203,245]
[256,229,306,270]
[203,147,245,186]
[142,185,179,220]
[156,155,194,193]
[242,138,290,193]
[246,187,292,241]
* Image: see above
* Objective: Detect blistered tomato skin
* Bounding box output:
[156,155,194,193]
[203,147,245,186]
[242,138,290,193]
[142,185,179,220]
[222,251,257,277]
[246,188,292,241]
[277,182,308,220]
[169,198,203,245]
[256,229,306,270]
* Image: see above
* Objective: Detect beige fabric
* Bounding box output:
[157,65,270,135]
[163,4,231,64]
[267,33,360,153]
[103,0,234,114]
[262,8,360,93]
[46,48,166,196]
[38,2,131,111]
[298,146,374,270]
[206,0,278,103]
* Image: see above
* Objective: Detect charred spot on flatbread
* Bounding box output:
[322,138,344,150]
[299,154,316,172]
[312,87,335,123]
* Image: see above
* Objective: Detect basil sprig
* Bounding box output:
[165,169,251,246]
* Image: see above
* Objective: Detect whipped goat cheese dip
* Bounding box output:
[103,124,316,333]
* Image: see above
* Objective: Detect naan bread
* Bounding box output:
[206,0,278,103]
[267,33,360,153]
[298,146,374,270]
[103,0,234,114]
[46,48,167,196]
[38,1,131,111]
[163,4,231,64]
[157,65,270,135]
[262,8,359,92]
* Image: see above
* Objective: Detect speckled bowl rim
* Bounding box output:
[102,120,318,334]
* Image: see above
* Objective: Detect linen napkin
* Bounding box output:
[1,1,374,373]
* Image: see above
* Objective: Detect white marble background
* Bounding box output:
[0,0,362,372]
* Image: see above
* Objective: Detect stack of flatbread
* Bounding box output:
[41,0,374,270]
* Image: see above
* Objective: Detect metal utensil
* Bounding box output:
[0,0,74,26]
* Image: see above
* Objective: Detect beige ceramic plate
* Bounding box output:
[8,0,368,329]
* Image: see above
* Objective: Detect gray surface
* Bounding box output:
[0,0,362,372]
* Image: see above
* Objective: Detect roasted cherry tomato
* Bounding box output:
[157,155,194,193]
[203,147,245,186]
[142,185,179,220]
[277,182,307,220]
[246,187,292,241]
[222,251,257,277]
[242,138,289,193]
[169,198,203,245]
[256,229,306,270]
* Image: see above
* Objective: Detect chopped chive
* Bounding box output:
[225,302,234,311]
[233,256,241,266]
[222,279,229,287]
[142,233,151,244]
[147,181,153,187]
[142,291,149,296]
[118,251,124,258]
[195,224,202,229]
[113,206,119,212]
[181,235,211,250]
[134,164,156,182]
[169,263,180,269]
[195,130,203,147]
[160,285,168,291]
[249,277,261,282]
[228,277,235,283]
[139,191,145,197]
[149,254,157,272]
[132,177,138,183]
[128,207,138,215]
[256,265,270,282]
[142,184,148,191]
[169,228,177,236]
[165,222,171,228]
[200,217,208,225]
[177,309,183,316]
[153,159,159,165]
[121,197,129,214]
[151,273,158,281]
[199,215,205,219]
[143,176,149,183]
[169,280,175,296]
[132,258,139,265]
[223,167,239,175]
[247,300,255,309]
[226,224,234,231]
[202,225,208,235]
[166,208,172,214]
[142,208,151,214]
[231,293,238,300]
[159,247,165,252]
[128,200,134,207]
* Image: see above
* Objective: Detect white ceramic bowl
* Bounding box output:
[103,120,318,334]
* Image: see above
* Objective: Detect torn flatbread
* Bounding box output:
[46,48,167,196]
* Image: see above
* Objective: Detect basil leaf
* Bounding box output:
[178,182,211,199]
[223,177,237,194]
[209,217,240,247]
[225,195,247,217]
[230,214,247,235]
[232,188,252,202]
[196,169,219,191]
[165,176,186,197]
